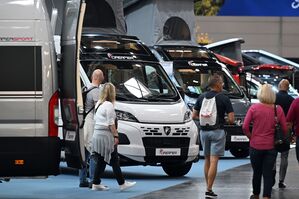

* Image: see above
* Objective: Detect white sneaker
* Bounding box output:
[91,184,109,191]
[119,181,136,191]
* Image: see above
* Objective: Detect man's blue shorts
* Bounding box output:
[200,129,226,156]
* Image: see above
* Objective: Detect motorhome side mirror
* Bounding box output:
[177,86,185,99]
[240,86,250,99]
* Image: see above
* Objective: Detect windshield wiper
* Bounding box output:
[116,95,148,102]
[145,94,177,101]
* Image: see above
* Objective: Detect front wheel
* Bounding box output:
[162,162,192,177]
[230,147,249,158]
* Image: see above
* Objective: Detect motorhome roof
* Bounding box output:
[155,44,208,49]
[0,0,46,20]
[242,49,299,70]
[80,34,157,62]
[82,33,139,41]
[205,38,245,49]
[154,45,215,61]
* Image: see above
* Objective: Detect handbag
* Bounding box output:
[274,105,290,152]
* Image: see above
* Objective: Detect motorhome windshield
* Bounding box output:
[244,52,289,66]
[173,67,243,99]
[162,47,213,60]
[257,75,299,98]
[81,37,149,55]
[81,61,179,102]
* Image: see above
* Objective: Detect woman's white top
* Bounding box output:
[92,101,116,163]
[94,101,116,128]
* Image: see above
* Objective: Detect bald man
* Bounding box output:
[79,69,104,188]
[272,79,294,189]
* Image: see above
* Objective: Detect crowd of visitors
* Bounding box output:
[80,69,298,199]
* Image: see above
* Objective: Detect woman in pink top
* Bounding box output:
[243,84,287,199]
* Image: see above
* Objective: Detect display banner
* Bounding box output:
[218,0,299,16]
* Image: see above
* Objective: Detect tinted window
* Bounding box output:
[0,46,42,91]
[83,0,116,28]
[81,38,149,55]
[245,52,287,66]
[162,47,212,60]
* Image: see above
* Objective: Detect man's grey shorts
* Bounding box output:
[200,129,226,156]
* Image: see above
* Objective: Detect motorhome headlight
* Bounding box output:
[115,110,139,122]
[184,110,192,123]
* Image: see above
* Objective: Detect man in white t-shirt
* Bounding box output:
[79,69,104,188]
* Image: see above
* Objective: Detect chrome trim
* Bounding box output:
[0,120,43,123]
[0,91,43,98]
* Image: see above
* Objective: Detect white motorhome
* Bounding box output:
[0,0,61,177]
[0,0,87,177]
[54,32,200,176]
[77,33,199,177]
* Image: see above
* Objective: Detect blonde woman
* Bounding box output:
[91,83,136,191]
[243,84,287,199]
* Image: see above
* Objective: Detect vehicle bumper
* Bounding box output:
[117,120,199,165]
[224,125,249,149]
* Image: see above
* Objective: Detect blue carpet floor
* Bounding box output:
[0,152,250,199]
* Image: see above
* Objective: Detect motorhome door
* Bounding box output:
[60,0,85,168]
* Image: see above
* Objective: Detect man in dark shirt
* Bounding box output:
[192,74,234,198]
[276,79,294,116]
[273,79,294,188]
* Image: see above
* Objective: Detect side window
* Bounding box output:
[258,55,276,64]
[247,81,259,98]
[163,17,191,41]
[0,46,42,92]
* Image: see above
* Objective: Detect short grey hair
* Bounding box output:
[208,74,223,88]
[278,79,289,91]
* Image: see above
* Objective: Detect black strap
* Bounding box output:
[83,86,98,115]
[79,86,98,129]
[84,86,97,93]
[274,105,291,141]
[274,105,279,124]
[85,106,95,117]
[95,103,102,114]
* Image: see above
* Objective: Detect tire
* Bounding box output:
[230,147,249,158]
[162,162,192,177]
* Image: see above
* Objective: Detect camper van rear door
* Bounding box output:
[60,0,85,169]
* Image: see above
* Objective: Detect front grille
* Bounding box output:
[142,137,190,148]
[141,126,190,136]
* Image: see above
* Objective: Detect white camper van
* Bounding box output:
[0,0,86,177]
[77,33,199,176]
[0,0,198,178]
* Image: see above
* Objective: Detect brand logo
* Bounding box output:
[0,37,33,42]
[107,53,136,60]
[292,0,299,9]
[157,148,180,156]
[163,126,171,135]
[188,61,208,67]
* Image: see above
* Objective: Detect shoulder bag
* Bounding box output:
[274,105,290,152]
